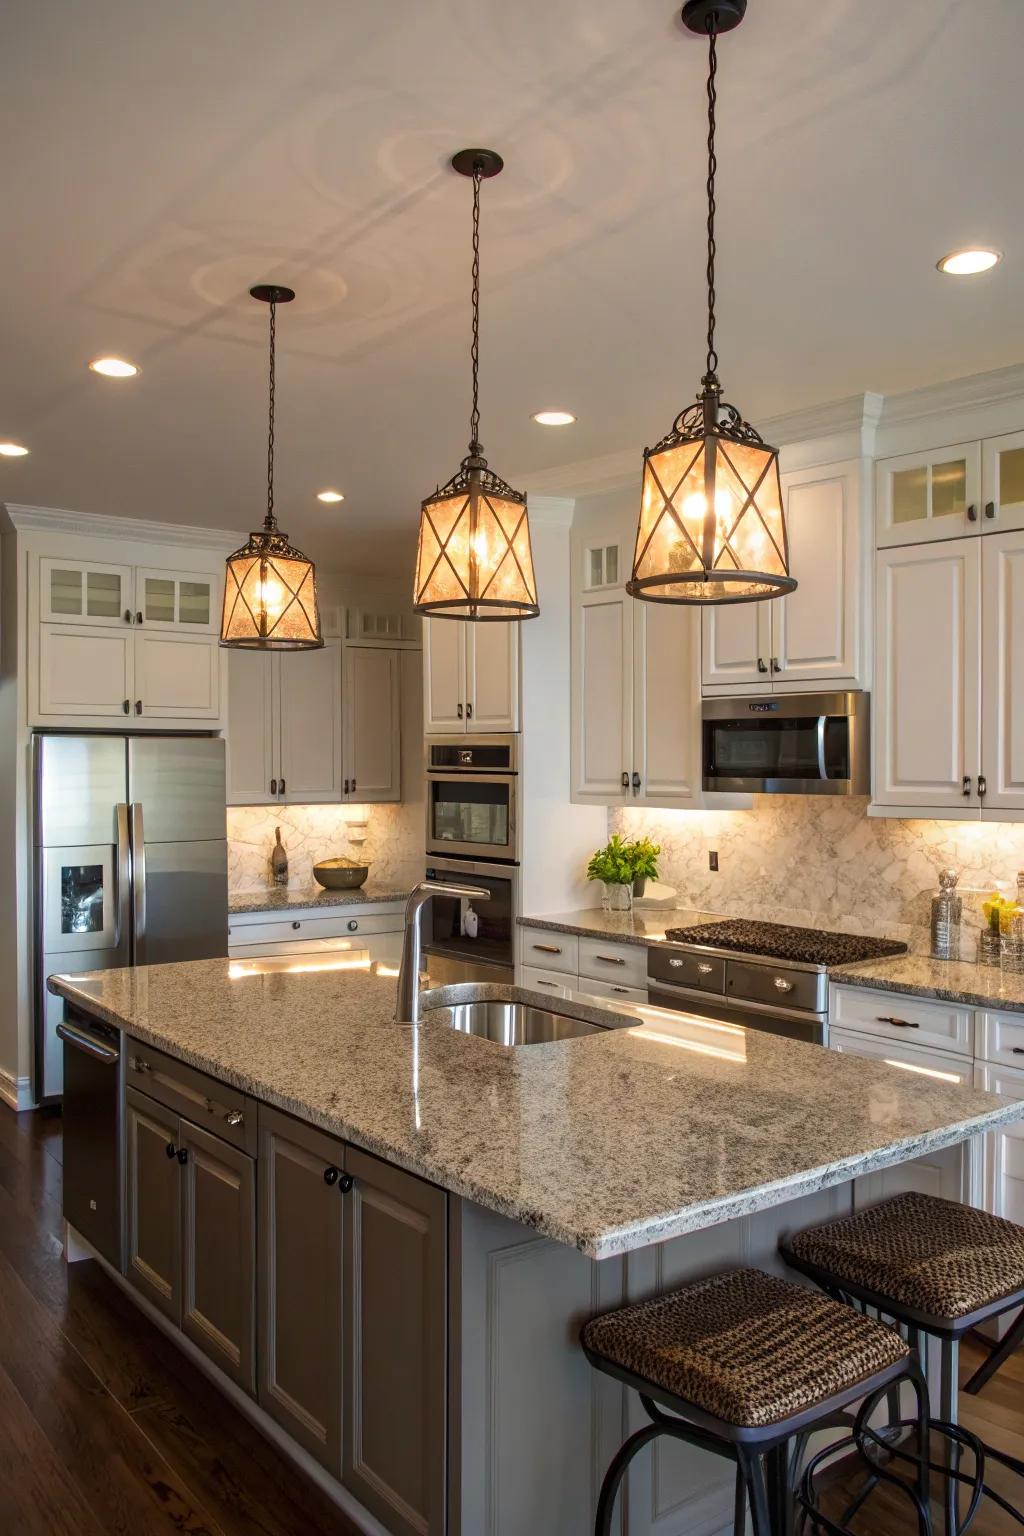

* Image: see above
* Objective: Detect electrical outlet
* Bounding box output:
[709,850,719,872]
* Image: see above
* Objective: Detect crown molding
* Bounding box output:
[1,503,241,551]
[528,495,575,527]
[757,392,884,453]
[877,362,1024,428]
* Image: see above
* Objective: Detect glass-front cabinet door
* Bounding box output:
[39,557,134,625]
[875,442,982,548]
[983,431,1024,534]
[136,568,219,632]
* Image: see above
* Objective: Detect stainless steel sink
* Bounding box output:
[423,999,608,1046]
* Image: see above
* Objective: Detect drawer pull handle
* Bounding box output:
[532,943,562,955]
[595,954,626,965]
[697,962,714,975]
[773,977,794,993]
[224,1110,244,1128]
[611,986,629,994]
[537,981,559,989]
[877,1016,919,1029]
[1012,1047,1024,1056]
[132,1056,152,1073]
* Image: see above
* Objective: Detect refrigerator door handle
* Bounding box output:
[115,803,131,956]
[130,802,146,963]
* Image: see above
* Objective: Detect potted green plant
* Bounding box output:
[586,835,661,911]
[628,836,661,898]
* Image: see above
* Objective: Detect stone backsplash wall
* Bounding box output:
[227,802,422,893]
[612,798,1024,956]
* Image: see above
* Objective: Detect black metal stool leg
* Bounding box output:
[733,1463,748,1536]
[737,1445,773,1536]
[766,1441,794,1535]
[963,1306,1024,1397]
[939,1338,960,1536]
[594,1422,663,1536]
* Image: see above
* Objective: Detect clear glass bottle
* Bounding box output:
[271,826,288,887]
[930,869,962,961]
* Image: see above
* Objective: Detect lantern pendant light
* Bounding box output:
[413,150,539,622]
[627,0,796,607]
[220,285,323,649]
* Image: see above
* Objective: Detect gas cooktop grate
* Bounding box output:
[662,919,907,968]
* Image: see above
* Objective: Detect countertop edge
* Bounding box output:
[829,963,1024,1015]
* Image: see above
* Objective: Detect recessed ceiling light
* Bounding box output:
[937,248,1002,276]
[317,489,345,503]
[531,410,577,426]
[0,441,29,457]
[89,356,139,377]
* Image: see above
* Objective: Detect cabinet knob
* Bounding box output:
[323,1165,341,1185]
[165,1142,177,1159]
[292,921,301,930]
[176,1147,189,1165]
[136,610,143,624]
[963,775,972,797]
[757,658,769,674]
[270,778,277,796]
[132,1056,151,1073]
[223,1110,244,1127]
[134,699,142,715]
[338,1172,354,1194]
[985,501,997,520]
[967,504,978,522]
[122,699,130,714]
[347,919,359,932]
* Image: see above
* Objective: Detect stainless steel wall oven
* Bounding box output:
[425,735,519,862]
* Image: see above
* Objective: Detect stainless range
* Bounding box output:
[647,919,908,1045]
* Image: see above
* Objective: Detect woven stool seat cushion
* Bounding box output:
[580,1267,907,1429]
[786,1193,1024,1322]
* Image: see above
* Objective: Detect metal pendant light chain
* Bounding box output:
[265,296,277,531]
[704,15,719,383]
[469,164,482,454]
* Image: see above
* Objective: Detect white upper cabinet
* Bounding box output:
[343,646,401,802]
[702,459,866,693]
[37,624,134,719]
[873,541,981,812]
[982,431,1024,533]
[226,649,276,805]
[632,601,702,806]
[573,590,633,803]
[277,643,344,804]
[39,557,134,626]
[423,617,519,733]
[134,632,220,720]
[135,568,219,633]
[980,530,1024,814]
[876,441,982,547]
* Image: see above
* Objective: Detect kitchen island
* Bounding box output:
[50,958,1024,1536]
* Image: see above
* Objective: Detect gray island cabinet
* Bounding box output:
[49,959,1024,1536]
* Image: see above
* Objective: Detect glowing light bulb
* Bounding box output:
[714,487,734,522]
[258,576,285,618]
[682,491,706,523]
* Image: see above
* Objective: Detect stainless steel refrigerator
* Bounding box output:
[34,733,228,1099]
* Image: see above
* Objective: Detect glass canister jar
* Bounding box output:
[930,869,962,961]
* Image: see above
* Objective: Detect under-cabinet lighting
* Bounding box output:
[375,964,400,978]
[936,249,1001,276]
[882,1058,961,1084]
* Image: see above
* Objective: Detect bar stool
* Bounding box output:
[781,1192,1024,1533]
[581,1266,931,1535]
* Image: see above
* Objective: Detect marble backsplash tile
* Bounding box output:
[227,803,422,894]
[612,798,1024,958]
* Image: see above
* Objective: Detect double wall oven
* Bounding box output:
[424,736,519,985]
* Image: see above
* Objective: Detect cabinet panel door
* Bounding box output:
[125,1086,180,1322]
[39,557,134,625]
[258,1105,344,1476]
[982,431,1024,534]
[226,650,276,805]
[179,1119,256,1395]
[343,646,401,802]
[423,618,466,733]
[343,1146,447,1536]
[975,1063,1024,1227]
[37,625,133,719]
[136,568,220,632]
[134,633,221,720]
[277,640,343,803]
[466,620,520,731]
[701,601,770,690]
[633,601,701,807]
[981,531,1024,814]
[774,462,860,684]
[573,594,631,801]
[875,442,982,547]
[874,543,981,810]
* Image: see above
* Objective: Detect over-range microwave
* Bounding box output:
[702,691,870,796]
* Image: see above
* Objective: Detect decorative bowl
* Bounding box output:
[312,857,370,891]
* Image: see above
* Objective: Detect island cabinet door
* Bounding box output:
[125,1086,181,1323]
[257,1105,345,1477]
[342,1145,447,1536]
[178,1118,256,1395]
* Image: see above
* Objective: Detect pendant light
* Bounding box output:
[413,150,539,622]
[220,285,323,649]
[627,1,796,607]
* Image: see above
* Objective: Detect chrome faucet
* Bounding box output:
[396,881,489,1024]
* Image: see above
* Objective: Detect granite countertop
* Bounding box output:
[519,907,726,947]
[229,882,412,916]
[49,959,1022,1259]
[830,954,1024,1015]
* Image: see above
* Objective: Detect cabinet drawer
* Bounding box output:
[977,1010,1024,1068]
[228,910,403,948]
[578,936,647,988]
[577,976,648,1005]
[520,929,579,975]
[127,1038,255,1155]
[829,985,974,1058]
[520,964,574,998]
[830,1027,976,1086]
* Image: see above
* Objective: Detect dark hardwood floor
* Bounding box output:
[1,1100,1022,1534]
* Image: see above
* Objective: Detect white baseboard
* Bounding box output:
[0,1068,33,1112]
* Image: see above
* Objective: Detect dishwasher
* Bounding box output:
[58,1006,126,1270]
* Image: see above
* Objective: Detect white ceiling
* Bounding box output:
[1,0,1021,574]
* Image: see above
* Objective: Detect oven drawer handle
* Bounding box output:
[56,1020,120,1064]
[696,962,714,975]
[877,1015,920,1029]
[594,954,627,965]
[773,977,795,993]
[532,943,563,955]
